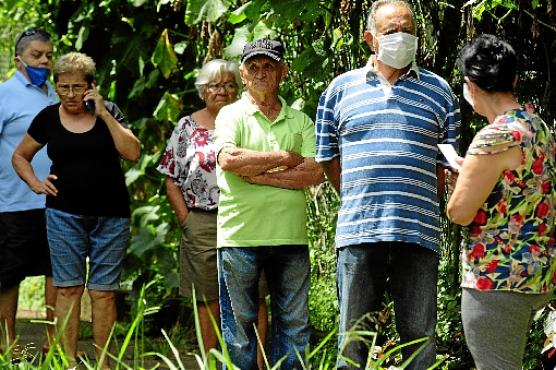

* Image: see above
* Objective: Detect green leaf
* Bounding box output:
[128,70,161,100]
[252,20,274,40]
[269,0,320,22]
[132,205,162,227]
[75,24,89,50]
[184,0,230,25]
[153,92,182,122]
[228,1,251,24]
[125,152,160,186]
[291,47,319,73]
[223,24,251,60]
[138,56,145,76]
[174,41,188,55]
[151,29,178,79]
[244,0,268,20]
[472,1,487,20]
[129,234,161,256]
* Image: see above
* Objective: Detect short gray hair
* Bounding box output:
[195,59,241,98]
[53,52,96,82]
[15,29,52,56]
[366,0,415,35]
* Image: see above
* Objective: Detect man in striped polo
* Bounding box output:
[315,1,460,369]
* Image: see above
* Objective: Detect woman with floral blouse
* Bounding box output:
[157,59,267,360]
[447,34,556,370]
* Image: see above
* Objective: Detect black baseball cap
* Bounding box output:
[241,39,284,64]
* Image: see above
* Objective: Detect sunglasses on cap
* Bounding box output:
[15,28,51,52]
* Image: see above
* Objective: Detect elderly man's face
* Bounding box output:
[240,56,287,95]
[375,4,415,37]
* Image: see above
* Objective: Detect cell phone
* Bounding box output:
[84,82,95,113]
[84,99,95,113]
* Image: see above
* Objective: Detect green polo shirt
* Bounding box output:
[214,93,316,247]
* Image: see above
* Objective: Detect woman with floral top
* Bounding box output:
[447,34,556,370]
[157,59,267,361]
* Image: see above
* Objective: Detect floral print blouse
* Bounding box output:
[461,108,556,294]
[157,115,219,211]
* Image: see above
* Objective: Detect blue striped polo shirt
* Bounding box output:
[315,63,460,252]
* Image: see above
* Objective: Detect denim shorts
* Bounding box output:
[46,208,129,291]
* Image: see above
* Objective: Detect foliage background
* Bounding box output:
[1,0,555,368]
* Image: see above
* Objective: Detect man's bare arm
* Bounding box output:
[245,158,325,189]
[218,146,303,177]
[320,157,341,193]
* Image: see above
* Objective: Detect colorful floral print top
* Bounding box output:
[157,115,219,211]
[461,107,556,293]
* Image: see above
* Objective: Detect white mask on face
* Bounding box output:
[463,83,474,107]
[376,32,418,69]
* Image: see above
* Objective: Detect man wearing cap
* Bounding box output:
[0,29,57,351]
[315,1,460,369]
[215,38,323,369]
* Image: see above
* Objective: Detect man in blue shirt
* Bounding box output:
[315,1,460,368]
[0,29,57,352]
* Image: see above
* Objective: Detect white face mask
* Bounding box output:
[376,32,418,69]
[463,83,474,107]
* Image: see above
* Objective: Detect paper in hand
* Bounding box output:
[438,144,461,170]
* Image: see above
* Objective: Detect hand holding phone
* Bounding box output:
[84,99,95,113]
[83,82,96,113]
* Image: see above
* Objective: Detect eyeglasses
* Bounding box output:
[56,83,88,96]
[206,82,238,93]
[15,29,51,51]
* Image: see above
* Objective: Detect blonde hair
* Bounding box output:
[194,59,241,98]
[53,52,96,82]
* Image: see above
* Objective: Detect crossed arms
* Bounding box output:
[218,146,324,189]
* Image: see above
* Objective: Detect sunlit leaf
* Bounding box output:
[228,1,251,24]
[252,21,274,40]
[153,92,182,122]
[75,24,89,50]
[184,0,230,25]
[125,152,160,186]
[151,29,177,79]
[223,24,251,59]
[174,41,187,55]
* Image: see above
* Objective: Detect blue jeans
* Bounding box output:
[46,208,129,290]
[336,242,439,370]
[218,246,311,370]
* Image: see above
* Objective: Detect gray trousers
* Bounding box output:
[462,288,551,370]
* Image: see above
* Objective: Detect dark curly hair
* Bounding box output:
[458,34,517,92]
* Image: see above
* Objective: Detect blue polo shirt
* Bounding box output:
[315,62,460,251]
[0,71,57,212]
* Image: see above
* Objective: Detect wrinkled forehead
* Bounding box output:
[22,40,54,55]
[375,4,415,35]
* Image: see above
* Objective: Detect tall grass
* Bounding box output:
[0,282,442,370]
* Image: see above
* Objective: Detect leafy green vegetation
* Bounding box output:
[2,0,555,368]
